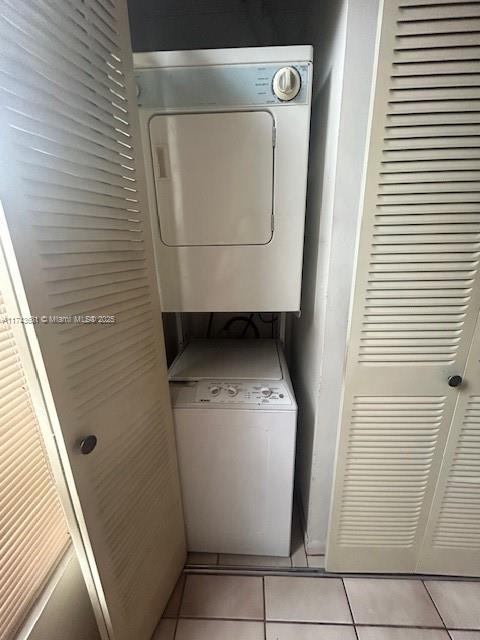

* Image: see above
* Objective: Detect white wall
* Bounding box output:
[28,553,100,640]
[291,0,381,553]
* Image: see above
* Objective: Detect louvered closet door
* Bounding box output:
[417,313,480,576]
[326,0,480,573]
[0,2,186,639]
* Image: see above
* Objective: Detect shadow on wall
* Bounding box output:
[127,0,321,51]
[28,554,100,640]
[291,70,331,528]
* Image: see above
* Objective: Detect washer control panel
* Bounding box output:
[195,380,292,405]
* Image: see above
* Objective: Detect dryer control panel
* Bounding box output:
[135,62,311,110]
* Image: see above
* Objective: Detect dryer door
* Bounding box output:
[149,111,274,247]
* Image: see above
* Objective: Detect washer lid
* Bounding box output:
[149,111,274,247]
[169,339,283,381]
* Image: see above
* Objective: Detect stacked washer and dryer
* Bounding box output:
[134,46,313,556]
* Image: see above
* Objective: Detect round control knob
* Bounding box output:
[448,375,463,388]
[273,66,301,101]
[227,386,238,397]
[261,388,272,398]
[210,386,220,396]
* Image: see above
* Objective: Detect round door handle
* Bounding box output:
[80,435,97,455]
[448,375,463,388]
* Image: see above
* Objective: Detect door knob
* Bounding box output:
[80,435,97,455]
[448,375,463,388]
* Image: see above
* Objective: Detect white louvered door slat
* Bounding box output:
[417,314,480,576]
[0,2,186,639]
[326,0,480,573]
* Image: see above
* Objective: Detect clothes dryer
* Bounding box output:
[134,46,313,311]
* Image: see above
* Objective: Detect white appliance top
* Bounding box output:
[169,339,283,381]
[133,45,313,68]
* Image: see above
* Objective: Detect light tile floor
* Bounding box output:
[154,574,480,640]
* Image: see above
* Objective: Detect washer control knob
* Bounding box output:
[227,386,238,397]
[210,385,221,396]
[261,387,272,398]
[273,66,301,101]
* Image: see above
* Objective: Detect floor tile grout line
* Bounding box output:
[353,623,448,630]
[422,579,452,637]
[177,615,265,622]
[341,578,360,640]
[185,567,329,577]
[171,615,480,632]
[174,616,451,628]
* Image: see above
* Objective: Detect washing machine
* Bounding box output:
[134,46,313,312]
[169,339,297,556]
